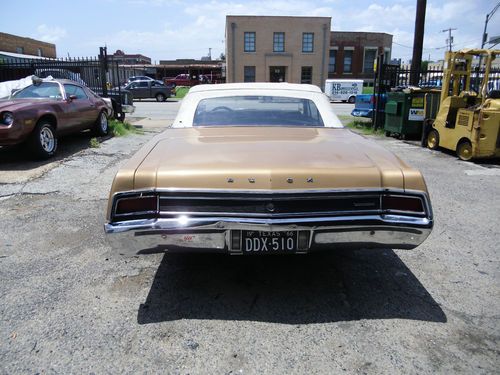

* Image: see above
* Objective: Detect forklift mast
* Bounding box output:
[440,49,499,106]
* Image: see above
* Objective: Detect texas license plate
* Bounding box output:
[241,231,297,253]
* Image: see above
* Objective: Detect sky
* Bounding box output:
[2,0,499,63]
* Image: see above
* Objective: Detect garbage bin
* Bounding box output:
[384,91,427,139]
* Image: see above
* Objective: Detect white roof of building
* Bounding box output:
[0,50,53,60]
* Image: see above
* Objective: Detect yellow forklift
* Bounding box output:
[424,49,500,161]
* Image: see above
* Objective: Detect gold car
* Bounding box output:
[104,83,433,255]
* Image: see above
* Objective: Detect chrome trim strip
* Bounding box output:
[157,209,384,218]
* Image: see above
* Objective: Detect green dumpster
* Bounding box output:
[384,91,427,139]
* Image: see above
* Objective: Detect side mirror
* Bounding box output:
[68,94,77,101]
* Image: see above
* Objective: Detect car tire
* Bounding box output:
[93,111,109,136]
[427,129,439,150]
[456,139,473,161]
[348,96,356,103]
[28,121,58,159]
[156,93,166,102]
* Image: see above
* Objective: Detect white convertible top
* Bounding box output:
[190,82,323,94]
[173,82,343,128]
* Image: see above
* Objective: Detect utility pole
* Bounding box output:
[410,0,426,86]
[482,2,500,48]
[442,28,457,51]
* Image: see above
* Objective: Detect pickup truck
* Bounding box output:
[163,74,200,88]
[124,80,172,102]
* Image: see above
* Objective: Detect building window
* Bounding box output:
[37,48,43,57]
[364,48,377,73]
[301,67,313,84]
[302,33,314,53]
[15,46,24,54]
[384,48,391,64]
[273,32,285,52]
[344,50,353,73]
[244,32,256,52]
[244,66,256,82]
[328,50,336,75]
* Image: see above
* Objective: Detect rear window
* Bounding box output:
[193,95,324,127]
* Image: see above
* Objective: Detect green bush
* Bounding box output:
[174,86,190,99]
[108,119,142,137]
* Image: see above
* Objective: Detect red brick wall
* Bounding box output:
[329,31,392,81]
[0,32,56,58]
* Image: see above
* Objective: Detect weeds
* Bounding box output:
[108,119,142,137]
[346,119,385,136]
[89,137,100,148]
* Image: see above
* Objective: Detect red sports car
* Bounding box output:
[0,78,112,159]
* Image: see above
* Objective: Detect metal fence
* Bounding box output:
[372,61,500,128]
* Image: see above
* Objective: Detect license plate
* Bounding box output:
[241,231,297,253]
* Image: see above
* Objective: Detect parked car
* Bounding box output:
[32,68,134,122]
[0,78,112,159]
[127,75,154,83]
[164,74,200,88]
[124,80,172,102]
[125,76,164,86]
[105,83,433,256]
[351,94,387,118]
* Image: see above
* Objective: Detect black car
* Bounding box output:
[124,80,172,102]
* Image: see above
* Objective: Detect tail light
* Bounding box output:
[114,195,158,217]
[382,195,425,214]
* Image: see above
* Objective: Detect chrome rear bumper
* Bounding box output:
[104,214,433,256]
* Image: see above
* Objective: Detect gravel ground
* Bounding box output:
[0,105,499,374]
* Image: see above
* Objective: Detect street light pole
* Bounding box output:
[481,2,500,48]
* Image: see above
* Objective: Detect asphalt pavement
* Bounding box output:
[0,101,499,374]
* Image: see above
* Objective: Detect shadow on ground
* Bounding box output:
[138,249,446,325]
[0,131,103,171]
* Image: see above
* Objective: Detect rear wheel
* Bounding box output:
[348,96,356,103]
[156,93,166,102]
[93,111,109,136]
[28,121,57,159]
[427,129,439,150]
[456,139,473,161]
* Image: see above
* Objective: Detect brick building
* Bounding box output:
[111,50,151,65]
[0,32,56,58]
[328,31,392,82]
[225,15,331,89]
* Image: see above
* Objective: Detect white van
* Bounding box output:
[324,79,363,103]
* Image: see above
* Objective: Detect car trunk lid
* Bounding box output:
[133,127,405,190]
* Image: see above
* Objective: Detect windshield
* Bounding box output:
[193,95,324,127]
[13,82,63,99]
